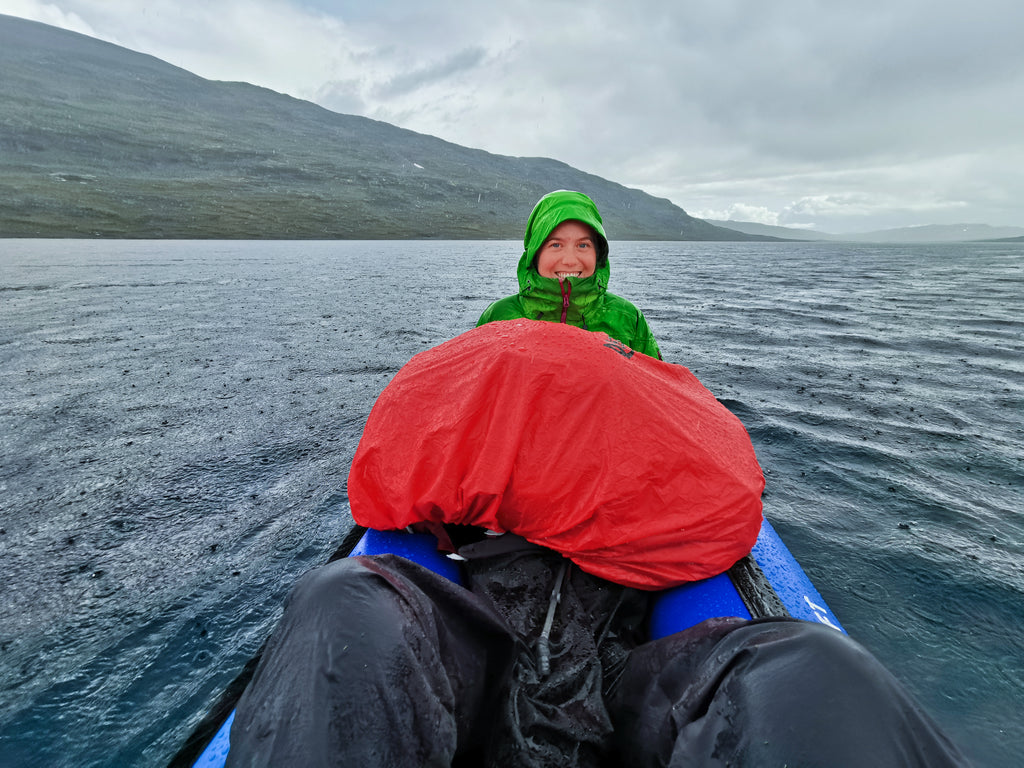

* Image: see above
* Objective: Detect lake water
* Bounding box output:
[1,239,1021,766]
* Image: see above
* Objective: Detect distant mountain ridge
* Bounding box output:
[707,220,1024,243]
[848,223,1024,243]
[704,220,835,241]
[0,14,769,241]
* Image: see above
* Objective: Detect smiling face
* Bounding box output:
[534,220,598,281]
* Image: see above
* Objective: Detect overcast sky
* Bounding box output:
[5,0,1024,232]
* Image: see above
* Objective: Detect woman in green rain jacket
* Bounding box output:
[477,190,662,359]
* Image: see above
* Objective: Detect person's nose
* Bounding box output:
[561,248,584,267]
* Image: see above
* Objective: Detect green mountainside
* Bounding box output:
[0,14,765,241]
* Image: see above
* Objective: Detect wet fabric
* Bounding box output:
[228,552,971,768]
[347,320,765,589]
[611,617,971,767]
[227,548,647,768]
[456,535,649,766]
[477,190,661,359]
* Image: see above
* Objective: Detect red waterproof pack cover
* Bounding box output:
[348,320,764,589]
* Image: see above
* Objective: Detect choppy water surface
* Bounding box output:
[1,239,1021,766]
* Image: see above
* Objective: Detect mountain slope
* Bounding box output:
[708,219,1024,243]
[0,14,765,241]
[705,220,838,241]
[846,223,1024,243]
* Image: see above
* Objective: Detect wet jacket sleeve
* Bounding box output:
[629,310,661,360]
[476,296,523,326]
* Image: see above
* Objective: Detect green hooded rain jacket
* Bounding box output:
[477,190,661,359]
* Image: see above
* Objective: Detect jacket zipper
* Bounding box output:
[559,279,572,324]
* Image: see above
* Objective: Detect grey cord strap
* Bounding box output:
[537,559,569,677]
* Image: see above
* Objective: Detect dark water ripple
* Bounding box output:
[1,239,1021,766]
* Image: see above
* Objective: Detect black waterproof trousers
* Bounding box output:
[227,549,969,768]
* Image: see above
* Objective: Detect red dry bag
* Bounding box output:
[348,320,763,589]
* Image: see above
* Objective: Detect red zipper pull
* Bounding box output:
[560,279,571,324]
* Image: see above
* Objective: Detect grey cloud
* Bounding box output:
[373,46,488,99]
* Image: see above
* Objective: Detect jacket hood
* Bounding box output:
[517,190,610,294]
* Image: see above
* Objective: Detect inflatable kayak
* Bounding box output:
[170,324,977,766]
[174,516,843,768]
[171,322,844,765]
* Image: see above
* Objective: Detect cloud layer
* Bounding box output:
[5,0,1023,231]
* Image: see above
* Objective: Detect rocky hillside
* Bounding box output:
[0,14,765,241]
